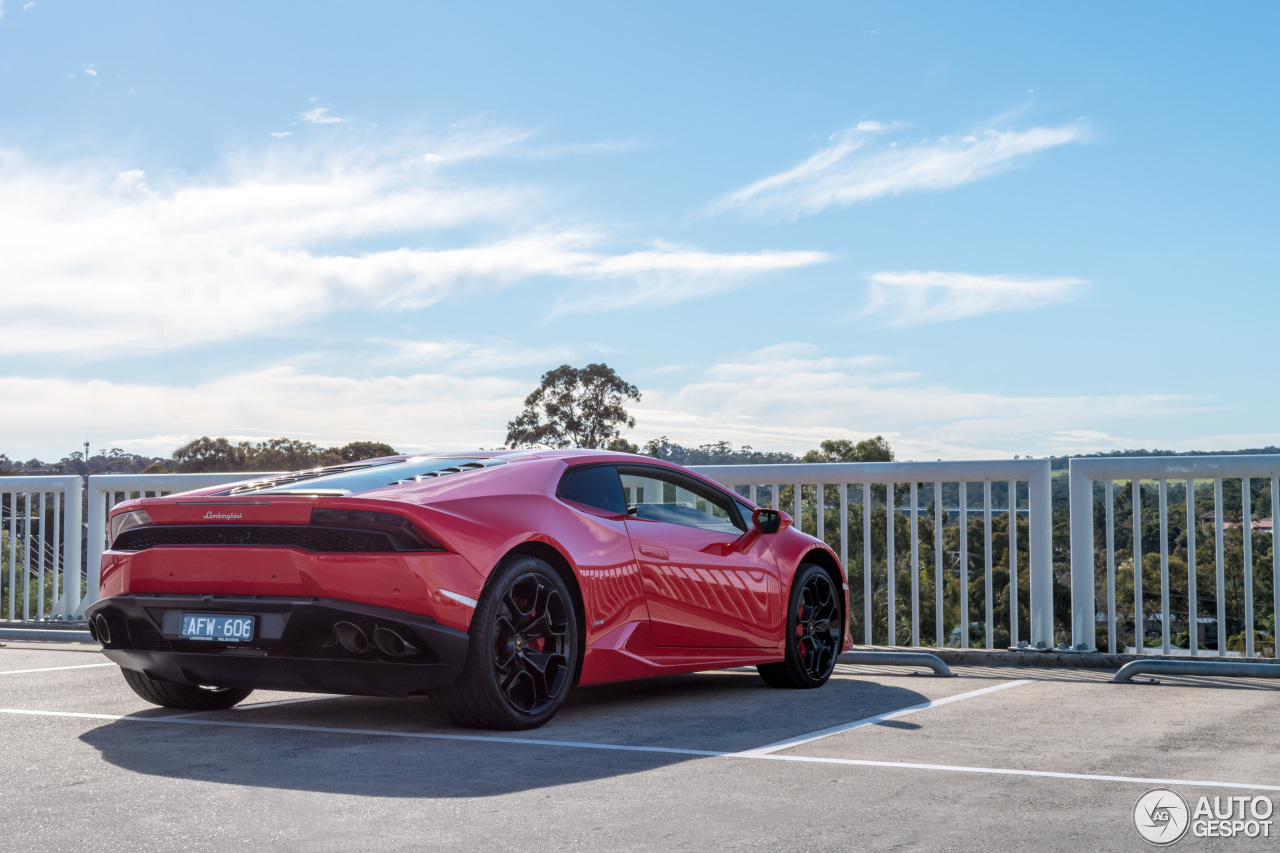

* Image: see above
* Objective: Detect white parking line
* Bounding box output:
[745,753,1280,792]
[0,663,116,676]
[1,705,1277,792]
[737,679,1034,756]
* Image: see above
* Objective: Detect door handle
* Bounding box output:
[638,544,669,560]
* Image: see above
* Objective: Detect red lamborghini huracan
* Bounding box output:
[87,450,850,729]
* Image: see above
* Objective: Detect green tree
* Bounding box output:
[331,441,399,463]
[506,364,640,449]
[249,438,342,471]
[642,437,797,464]
[802,437,895,463]
[172,437,248,472]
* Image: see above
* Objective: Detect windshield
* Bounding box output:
[217,457,496,496]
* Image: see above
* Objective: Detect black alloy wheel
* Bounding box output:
[435,554,578,730]
[491,572,572,715]
[758,563,842,689]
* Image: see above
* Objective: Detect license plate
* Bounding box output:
[180,612,256,643]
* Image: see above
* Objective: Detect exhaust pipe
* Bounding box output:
[87,616,100,643]
[372,627,419,657]
[333,621,370,654]
[94,614,112,646]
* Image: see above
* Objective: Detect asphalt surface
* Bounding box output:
[1,642,1277,852]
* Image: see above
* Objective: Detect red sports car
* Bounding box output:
[87,450,850,729]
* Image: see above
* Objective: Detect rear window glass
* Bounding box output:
[558,465,626,515]
[220,457,493,496]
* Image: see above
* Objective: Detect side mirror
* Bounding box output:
[752,508,791,535]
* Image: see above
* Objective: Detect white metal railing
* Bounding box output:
[81,473,275,617]
[1069,455,1280,657]
[0,476,83,620]
[692,460,1055,650]
[3,457,1266,663]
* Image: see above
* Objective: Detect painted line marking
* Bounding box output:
[0,663,116,676]
[0,706,1276,792]
[742,753,1280,792]
[739,679,1035,756]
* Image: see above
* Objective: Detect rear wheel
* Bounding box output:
[121,668,253,711]
[757,563,841,689]
[435,554,578,730]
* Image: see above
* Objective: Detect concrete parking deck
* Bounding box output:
[1,642,1276,851]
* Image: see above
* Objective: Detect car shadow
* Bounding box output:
[80,671,936,798]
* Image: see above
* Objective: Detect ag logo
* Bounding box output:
[1134,788,1190,845]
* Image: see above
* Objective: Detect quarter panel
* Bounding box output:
[419,488,650,648]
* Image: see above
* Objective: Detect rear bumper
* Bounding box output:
[86,594,469,697]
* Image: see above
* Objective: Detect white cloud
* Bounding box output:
[370,339,585,373]
[24,1,34,10]
[632,344,1205,460]
[548,244,831,316]
[0,368,529,459]
[0,134,828,356]
[0,343,1230,462]
[300,106,348,124]
[706,116,1089,218]
[112,168,148,192]
[84,64,98,77]
[271,131,293,139]
[857,270,1086,326]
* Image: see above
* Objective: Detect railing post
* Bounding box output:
[1068,460,1096,651]
[1028,459,1055,649]
[78,480,108,618]
[58,478,83,618]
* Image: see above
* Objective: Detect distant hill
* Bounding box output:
[1049,446,1280,471]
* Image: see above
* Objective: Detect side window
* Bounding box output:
[618,467,745,535]
[557,465,626,515]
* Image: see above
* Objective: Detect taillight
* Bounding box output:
[309,508,443,551]
[110,509,154,544]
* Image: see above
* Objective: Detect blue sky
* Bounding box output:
[2,2,1277,461]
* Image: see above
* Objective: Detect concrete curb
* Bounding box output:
[848,646,1277,670]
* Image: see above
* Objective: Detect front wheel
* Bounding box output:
[434,554,578,730]
[757,563,842,689]
[121,668,253,711]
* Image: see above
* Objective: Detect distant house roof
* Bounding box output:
[1223,517,1273,531]
[1201,511,1273,531]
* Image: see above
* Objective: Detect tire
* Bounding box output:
[121,668,253,711]
[757,563,842,689]
[435,554,579,730]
